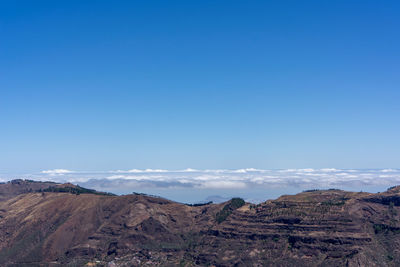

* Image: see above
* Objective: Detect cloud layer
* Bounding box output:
[7,168,400,191]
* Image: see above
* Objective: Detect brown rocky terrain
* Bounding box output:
[1,180,400,266]
[0,179,57,202]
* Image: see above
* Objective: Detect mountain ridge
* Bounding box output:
[1,180,400,266]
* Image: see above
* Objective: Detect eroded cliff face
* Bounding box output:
[0,181,400,266]
[197,190,391,267]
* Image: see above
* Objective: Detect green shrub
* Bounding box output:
[216,198,245,223]
[184,201,213,207]
[41,185,115,196]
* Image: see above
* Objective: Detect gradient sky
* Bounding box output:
[1,0,399,173]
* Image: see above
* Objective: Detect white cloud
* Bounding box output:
[279,168,315,173]
[41,169,73,175]
[278,169,297,173]
[379,175,395,178]
[16,168,400,191]
[115,169,169,173]
[381,169,397,173]
[299,168,315,172]
[232,168,265,173]
[320,168,338,172]
[232,169,247,173]
[178,168,199,172]
[143,169,169,173]
[199,181,247,189]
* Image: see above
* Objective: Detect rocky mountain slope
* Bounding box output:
[1,180,400,266]
[0,179,57,201]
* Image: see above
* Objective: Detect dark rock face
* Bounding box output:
[1,181,400,266]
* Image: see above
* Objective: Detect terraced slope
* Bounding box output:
[198,190,390,266]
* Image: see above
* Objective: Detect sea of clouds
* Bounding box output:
[3,168,400,190]
[2,168,400,203]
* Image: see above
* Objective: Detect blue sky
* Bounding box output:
[1,0,399,173]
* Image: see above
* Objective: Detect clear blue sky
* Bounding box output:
[1,0,399,172]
